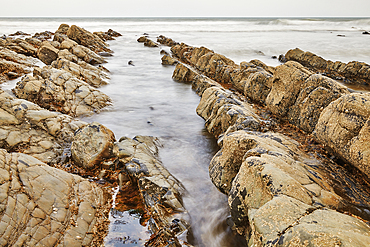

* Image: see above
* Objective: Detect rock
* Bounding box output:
[285,48,370,85]
[9,31,30,36]
[51,58,109,87]
[137,36,148,42]
[265,61,313,117]
[93,29,121,42]
[363,31,370,35]
[287,74,350,133]
[25,37,42,47]
[32,31,53,41]
[161,54,177,65]
[0,88,87,164]
[248,196,370,246]
[157,35,178,47]
[243,70,273,105]
[13,66,111,117]
[172,63,223,96]
[114,136,191,245]
[196,87,261,138]
[144,40,159,48]
[313,93,370,178]
[167,37,370,245]
[55,23,70,34]
[0,47,39,81]
[0,38,38,57]
[37,41,59,65]
[71,122,115,169]
[0,149,110,246]
[66,25,112,54]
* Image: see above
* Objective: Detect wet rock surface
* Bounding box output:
[164,36,370,246]
[114,136,192,246]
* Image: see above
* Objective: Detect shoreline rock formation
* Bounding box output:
[282,48,370,85]
[1,25,194,247]
[154,35,370,246]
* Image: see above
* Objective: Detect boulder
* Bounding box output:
[157,35,178,47]
[0,88,87,164]
[265,61,312,117]
[13,66,111,117]
[0,38,38,57]
[71,122,115,169]
[0,149,110,246]
[287,74,350,133]
[196,87,261,138]
[313,93,370,178]
[37,41,59,65]
[66,25,112,54]
[243,70,273,105]
[55,23,70,34]
[51,58,109,87]
[161,54,177,65]
[32,31,53,41]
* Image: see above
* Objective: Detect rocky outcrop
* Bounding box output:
[137,36,159,47]
[313,93,370,177]
[285,47,370,85]
[157,35,178,47]
[66,25,112,54]
[161,54,177,65]
[167,38,370,245]
[0,149,110,246]
[196,87,261,139]
[13,66,111,117]
[0,37,38,57]
[0,48,39,82]
[114,136,191,246]
[71,122,115,169]
[93,29,122,42]
[51,58,109,87]
[37,41,59,65]
[169,40,370,181]
[0,88,87,164]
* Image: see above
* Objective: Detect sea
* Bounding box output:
[1,17,370,247]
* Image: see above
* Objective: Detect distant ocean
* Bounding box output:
[1,17,370,247]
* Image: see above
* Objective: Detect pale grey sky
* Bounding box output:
[2,0,369,17]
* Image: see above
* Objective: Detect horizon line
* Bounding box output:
[1,16,369,19]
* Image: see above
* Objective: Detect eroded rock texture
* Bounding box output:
[285,47,370,85]
[164,36,370,246]
[114,136,191,246]
[13,66,111,117]
[0,88,86,164]
[0,149,110,246]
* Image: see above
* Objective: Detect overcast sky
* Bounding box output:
[2,0,370,17]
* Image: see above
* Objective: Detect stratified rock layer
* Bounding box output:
[0,149,110,247]
[13,66,111,117]
[165,37,370,246]
[0,88,87,164]
[284,47,370,85]
[114,136,191,246]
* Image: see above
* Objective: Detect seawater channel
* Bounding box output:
[79,34,244,246]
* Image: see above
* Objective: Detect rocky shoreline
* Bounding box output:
[1,21,370,247]
[151,36,370,246]
[0,25,191,246]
